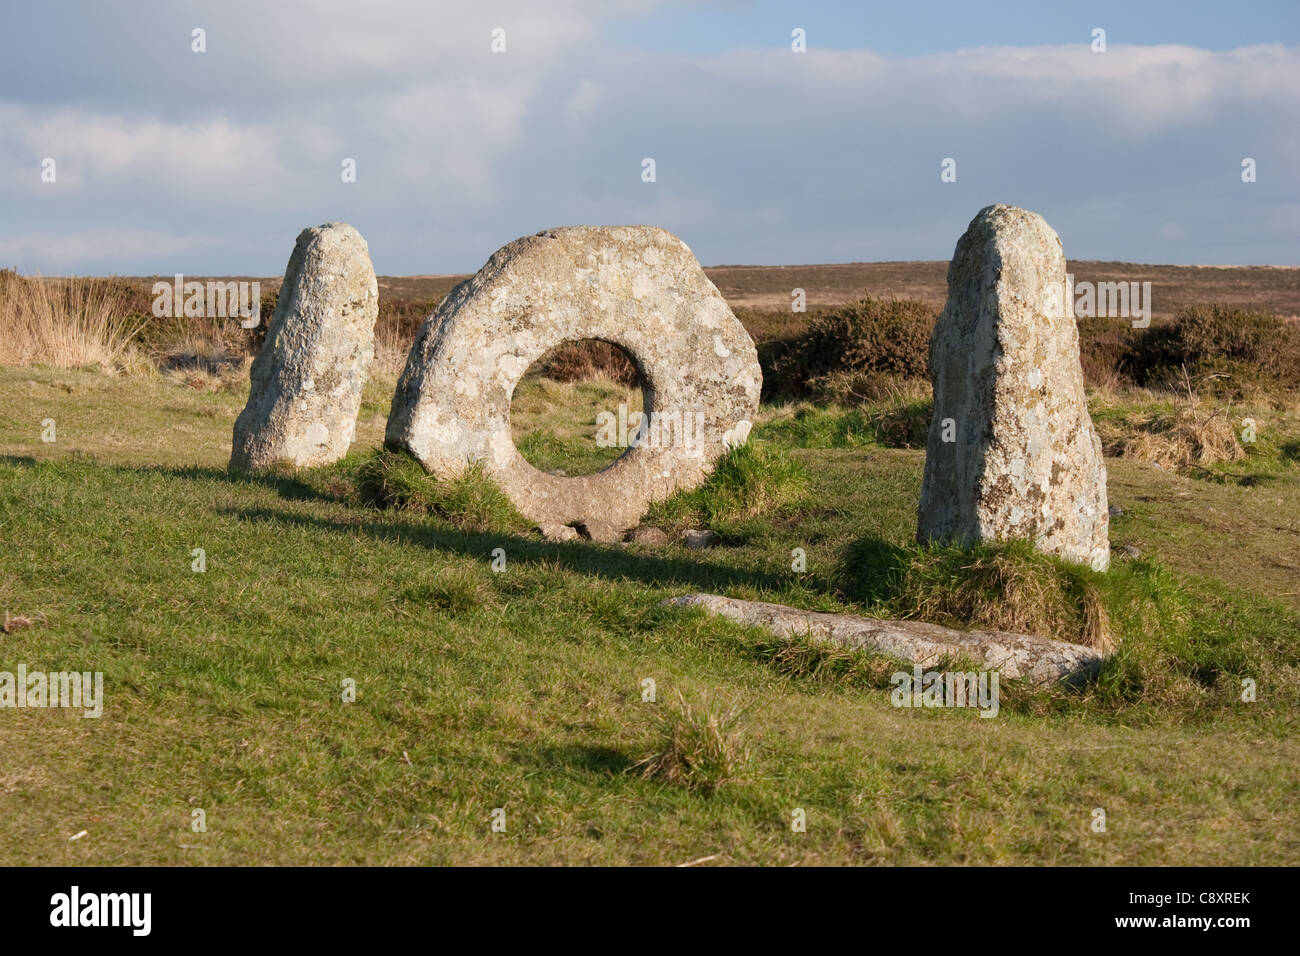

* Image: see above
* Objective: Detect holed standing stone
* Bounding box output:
[385,226,761,542]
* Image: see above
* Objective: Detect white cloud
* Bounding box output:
[366,80,537,197]
[0,18,1294,272]
[0,106,288,197]
[565,79,605,123]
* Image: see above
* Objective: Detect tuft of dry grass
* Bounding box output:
[1077,580,1114,654]
[371,319,413,380]
[1095,370,1245,473]
[0,271,145,371]
[2,610,45,633]
[633,691,749,793]
[159,354,252,392]
[1114,412,1244,471]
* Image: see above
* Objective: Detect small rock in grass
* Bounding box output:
[538,524,580,542]
[1108,504,1124,517]
[682,529,718,549]
[1117,544,1140,559]
[628,526,669,547]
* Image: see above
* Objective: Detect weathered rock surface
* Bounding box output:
[628,526,669,547]
[537,524,580,543]
[681,529,718,549]
[918,204,1109,570]
[230,223,378,470]
[386,226,761,541]
[667,593,1104,686]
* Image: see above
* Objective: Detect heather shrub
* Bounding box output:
[760,297,935,400]
[1124,305,1300,398]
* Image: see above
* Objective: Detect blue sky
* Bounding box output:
[611,1,1300,54]
[0,1,1296,275]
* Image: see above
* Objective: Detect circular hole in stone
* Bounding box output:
[510,338,646,476]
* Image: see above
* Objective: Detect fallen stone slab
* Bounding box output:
[230,222,378,470]
[665,593,1104,686]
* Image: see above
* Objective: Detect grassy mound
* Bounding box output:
[395,566,499,615]
[837,539,1116,650]
[816,536,1300,719]
[353,447,529,533]
[644,441,809,531]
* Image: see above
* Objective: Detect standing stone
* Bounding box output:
[230,223,378,470]
[386,226,761,542]
[918,204,1109,570]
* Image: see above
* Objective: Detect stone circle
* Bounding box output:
[385,226,761,541]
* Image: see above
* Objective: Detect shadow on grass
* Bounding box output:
[1185,465,1289,488]
[217,504,793,595]
[514,743,637,778]
[0,453,828,597]
[835,535,912,604]
[165,464,333,502]
[0,455,329,503]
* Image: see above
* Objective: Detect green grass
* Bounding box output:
[644,440,811,533]
[753,400,932,450]
[509,374,642,475]
[352,448,530,534]
[1,365,1299,865]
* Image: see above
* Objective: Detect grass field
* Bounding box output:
[2,362,1298,865]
